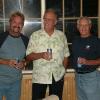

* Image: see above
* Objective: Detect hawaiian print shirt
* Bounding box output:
[26,29,70,84]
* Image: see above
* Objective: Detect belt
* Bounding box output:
[76,69,96,74]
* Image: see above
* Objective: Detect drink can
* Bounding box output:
[47,48,52,54]
[47,48,52,59]
[16,58,19,63]
[77,57,82,68]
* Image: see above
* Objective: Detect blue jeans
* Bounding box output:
[0,79,21,100]
[75,70,100,100]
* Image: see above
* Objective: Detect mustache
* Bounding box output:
[13,26,21,29]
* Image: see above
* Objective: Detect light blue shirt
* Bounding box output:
[0,35,26,83]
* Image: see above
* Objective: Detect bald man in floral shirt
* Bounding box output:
[26,9,70,100]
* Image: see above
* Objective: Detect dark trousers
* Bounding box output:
[32,76,64,100]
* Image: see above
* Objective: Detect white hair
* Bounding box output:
[77,16,92,25]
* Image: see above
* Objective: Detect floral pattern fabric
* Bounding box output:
[26,29,70,84]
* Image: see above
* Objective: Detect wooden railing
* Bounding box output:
[62,73,77,100]
[21,74,32,100]
[3,71,77,100]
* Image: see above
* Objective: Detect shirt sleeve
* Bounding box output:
[63,34,70,57]
[26,33,36,55]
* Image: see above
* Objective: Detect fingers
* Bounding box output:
[16,61,26,70]
[78,57,86,64]
[8,59,25,70]
[43,52,51,60]
[9,59,17,67]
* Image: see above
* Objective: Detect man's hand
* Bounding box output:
[42,52,52,61]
